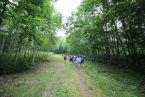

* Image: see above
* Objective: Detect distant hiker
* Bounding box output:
[74,56,78,64]
[69,55,73,63]
[64,54,67,62]
[66,55,70,61]
[75,56,82,67]
[73,55,77,63]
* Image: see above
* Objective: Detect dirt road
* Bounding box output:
[0,55,105,97]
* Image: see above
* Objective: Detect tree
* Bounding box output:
[0,0,62,74]
[65,0,145,73]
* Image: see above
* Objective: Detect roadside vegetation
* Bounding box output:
[0,0,61,74]
[0,54,145,97]
[65,0,145,73]
[0,0,145,97]
[81,61,145,97]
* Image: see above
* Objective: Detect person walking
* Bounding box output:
[75,56,81,67]
[69,55,73,63]
[64,54,67,63]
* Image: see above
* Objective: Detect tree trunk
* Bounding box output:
[32,47,36,65]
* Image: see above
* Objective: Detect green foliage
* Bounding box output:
[1,54,145,97]
[0,52,50,74]
[0,0,62,74]
[55,44,67,54]
[65,0,145,73]
[80,61,145,97]
[0,59,55,97]
[54,38,68,54]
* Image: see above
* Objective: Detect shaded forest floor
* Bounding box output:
[0,54,145,97]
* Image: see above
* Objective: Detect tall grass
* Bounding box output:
[0,52,51,75]
[80,61,145,97]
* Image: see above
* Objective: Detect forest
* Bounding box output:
[65,0,145,73]
[1,0,144,74]
[0,0,61,74]
[0,0,145,97]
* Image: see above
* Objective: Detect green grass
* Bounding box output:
[58,63,82,97]
[1,54,145,97]
[0,52,52,74]
[80,61,145,97]
[0,62,55,97]
[43,55,82,97]
[0,53,56,97]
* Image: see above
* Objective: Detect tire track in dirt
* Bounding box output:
[76,69,96,97]
[75,69,106,97]
[42,62,64,97]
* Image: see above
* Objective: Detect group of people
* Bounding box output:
[63,54,84,67]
